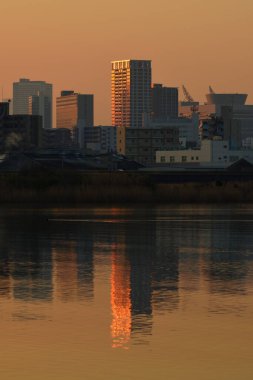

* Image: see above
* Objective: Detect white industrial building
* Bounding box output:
[156,140,253,165]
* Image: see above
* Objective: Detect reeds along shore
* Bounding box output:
[0,170,252,203]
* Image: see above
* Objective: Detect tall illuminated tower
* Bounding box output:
[111,60,152,128]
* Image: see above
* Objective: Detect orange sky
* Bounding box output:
[1,0,253,125]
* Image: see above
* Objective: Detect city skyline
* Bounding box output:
[1,0,253,124]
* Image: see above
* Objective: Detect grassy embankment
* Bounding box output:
[0,170,252,203]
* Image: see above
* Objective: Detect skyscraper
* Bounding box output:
[28,94,52,130]
[56,91,94,148]
[13,79,53,129]
[111,60,152,128]
[151,84,178,120]
[56,91,94,130]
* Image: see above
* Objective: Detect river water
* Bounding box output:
[0,205,253,379]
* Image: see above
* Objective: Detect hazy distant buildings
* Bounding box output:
[13,78,52,129]
[151,84,178,119]
[179,91,248,120]
[111,60,152,128]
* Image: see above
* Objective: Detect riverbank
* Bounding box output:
[0,170,252,203]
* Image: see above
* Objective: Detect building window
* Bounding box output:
[170,156,175,163]
[191,156,194,160]
[160,156,166,163]
[182,156,187,162]
[196,156,199,160]
[230,156,239,162]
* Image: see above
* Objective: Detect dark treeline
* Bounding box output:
[0,169,253,203]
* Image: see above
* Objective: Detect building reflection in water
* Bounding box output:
[0,207,253,344]
[0,211,95,306]
[111,246,131,349]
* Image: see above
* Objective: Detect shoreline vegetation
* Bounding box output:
[0,170,253,203]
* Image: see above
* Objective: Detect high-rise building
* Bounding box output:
[111,60,152,128]
[28,94,52,130]
[151,84,178,119]
[13,79,53,129]
[56,91,94,148]
[56,91,94,130]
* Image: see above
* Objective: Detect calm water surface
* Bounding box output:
[0,205,253,379]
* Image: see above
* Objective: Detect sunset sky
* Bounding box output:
[1,0,253,124]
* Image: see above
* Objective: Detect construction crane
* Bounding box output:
[209,86,215,94]
[182,85,195,102]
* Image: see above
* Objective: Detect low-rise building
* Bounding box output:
[143,113,199,148]
[156,140,253,165]
[83,126,117,154]
[117,126,179,165]
[222,106,253,149]
[42,128,73,149]
[0,115,43,151]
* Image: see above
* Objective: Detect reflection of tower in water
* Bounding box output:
[110,220,154,348]
[111,246,131,349]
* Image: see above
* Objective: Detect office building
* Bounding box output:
[222,105,253,149]
[117,126,179,165]
[111,60,152,128]
[151,84,178,119]
[143,113,199,148]
[83,126,117,154]
[56,91,94,130]
[13,78,52,129]
[28,94,52,130]
[56,91,94,147]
